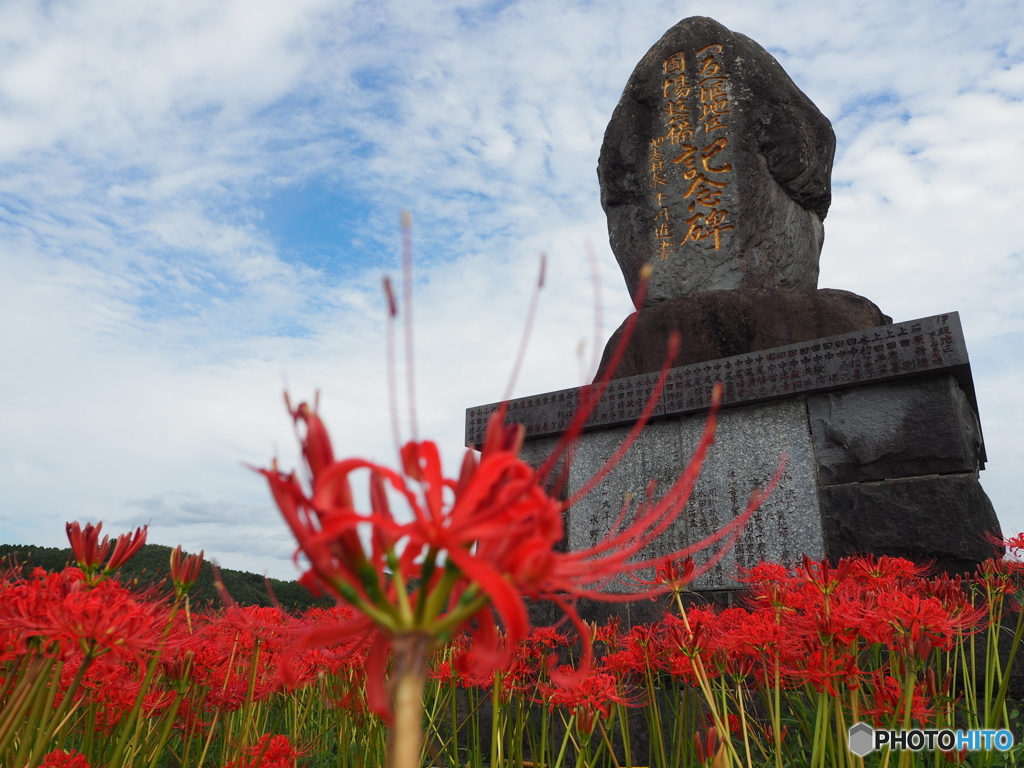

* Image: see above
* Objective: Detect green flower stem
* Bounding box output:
[12,657,62,768]
[144,689,186,768]
[26,654,92,768]
[985,591,1024,730]
[0,654,51,757]
[552,713,575,768]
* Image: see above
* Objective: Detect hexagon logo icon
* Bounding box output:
[848,723,875,756]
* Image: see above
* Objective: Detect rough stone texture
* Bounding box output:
[808,375,984,485]
[565,418,687,586]
[820,474,1002,574]
[516,435,562,475]
[565,399,823,591]
[595,287,890,380]
[599,16,836,306]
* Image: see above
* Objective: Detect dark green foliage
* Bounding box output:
[0,543,332,613]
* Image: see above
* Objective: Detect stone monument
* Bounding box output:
[465,17,1001,607]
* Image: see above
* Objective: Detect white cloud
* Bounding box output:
[1,0,1022,580]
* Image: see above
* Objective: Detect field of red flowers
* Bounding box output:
[2,524,1022,768]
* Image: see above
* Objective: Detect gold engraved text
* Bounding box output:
[650,44,735,252]
[663,51,686,74]
[648,137,668,187]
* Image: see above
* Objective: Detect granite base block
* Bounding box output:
[475,319,1001,614]
[807,374,984,485]
[820,473,1001,573]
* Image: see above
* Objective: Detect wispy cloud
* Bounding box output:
[2,0,1022,579]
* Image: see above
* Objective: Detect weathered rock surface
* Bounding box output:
[807,375,984,485]
[599,16,836,306]
[820,474,1001,575]
[595,287,889,380]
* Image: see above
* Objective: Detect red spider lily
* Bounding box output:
[975,556,1024,600]
[1004,531,1024,558]
[426,635,494,690]
[545,670,634,734]
[185,606,297,711]
[797,649,862,696]
[73,656,175,734]
[263,380,777,697]
[857,591,983,660]
[66,521,147,585]
[528,625,569,651]
[862,671,934,725]
[848,555,932,584]
[0,567,166,660]
[794,554,855,601]
[593,617,621,651]
[760,723,788,745]
[657,610,721,684]
[258,223,781,768]
[222,734,305,768]
[635,555,698,593]
[39,749,90,768]
[984,529,1024,561]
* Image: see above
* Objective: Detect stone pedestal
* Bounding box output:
[466,312,1001,596]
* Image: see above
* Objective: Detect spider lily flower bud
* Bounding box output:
[169,545,204,598]
[286,392,335,480]
[66,521,147,585]
[66,521,112,575]
[105,525,147,573]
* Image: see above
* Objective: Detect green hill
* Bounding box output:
[0,543,332,613]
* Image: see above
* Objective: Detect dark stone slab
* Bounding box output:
[598,16,836,305]
[808,375,985,484]
[595,287,890,379]
[820,474,1002,574]
[466,312,976,447]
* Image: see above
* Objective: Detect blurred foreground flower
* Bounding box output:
[259,216,782,768]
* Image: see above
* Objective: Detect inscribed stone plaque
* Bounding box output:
[465,313,974,447]
[599,16,835,305]
[564,399,823,591]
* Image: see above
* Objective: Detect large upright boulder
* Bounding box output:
[599,16,836,305]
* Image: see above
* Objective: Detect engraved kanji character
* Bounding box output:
[663,51,686,74]
[701,110,729,134]
[698,54,722,78]
[700,137,731,172]
[663,74,691,100]
[665,100,696,145]
[700,78,729,103]
[681,208,734,250]
[672,143,698,173]
[666,121,695,144]
[685,176,729,207]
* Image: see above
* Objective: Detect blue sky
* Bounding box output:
[1,0,1022,578]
